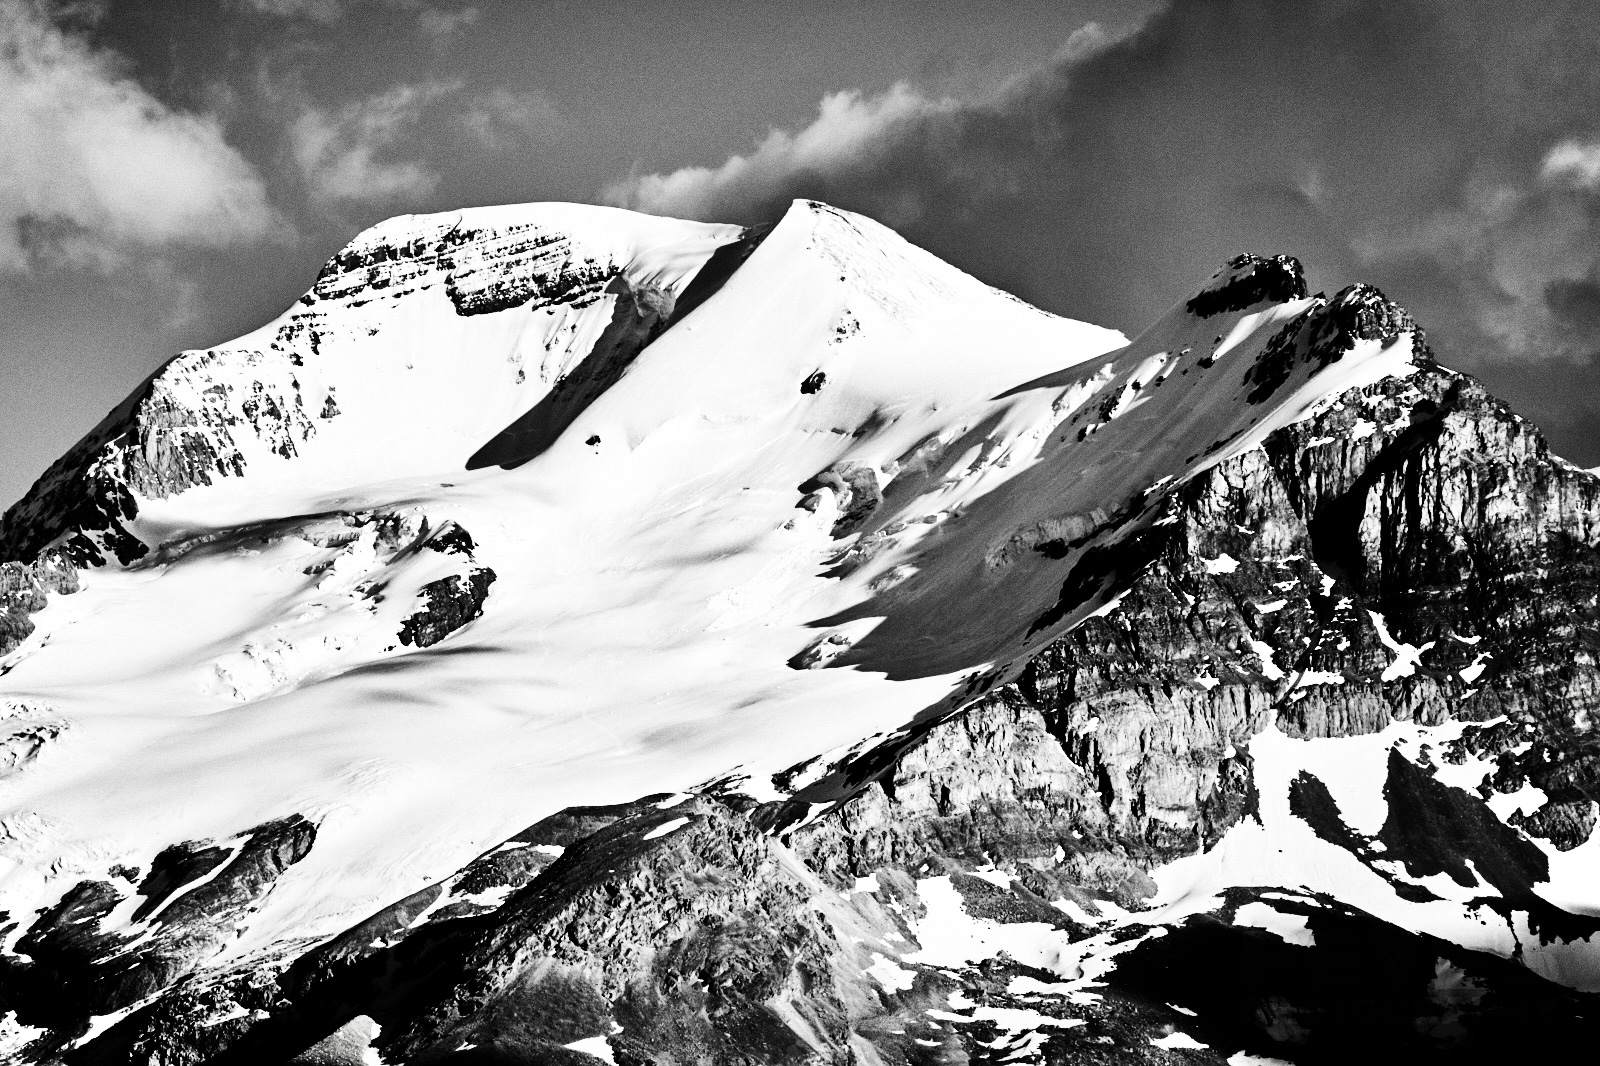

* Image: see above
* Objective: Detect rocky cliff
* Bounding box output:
[799,360,1600,878]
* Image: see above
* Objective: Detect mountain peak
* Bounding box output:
[1185,252,1308,318]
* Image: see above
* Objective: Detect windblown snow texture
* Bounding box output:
[0,200,1597,1063]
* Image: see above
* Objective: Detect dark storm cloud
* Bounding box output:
[611,0,1600,462]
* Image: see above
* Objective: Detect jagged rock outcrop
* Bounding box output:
[0,699,68,779]
[75,798,907,1065]
[369,797,874,1064]
[63,788,1594,1065]
[796,463,883,540]
[0,346,324,569]
[1185,253,1308,318]
[1241,283,1416,405]
[790,358,1600,900]
[393,520,497,649]
[0,550,76,658]
[309,218,615,316]
[0,816,314,1054]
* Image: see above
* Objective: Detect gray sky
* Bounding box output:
[4,0,1599,511]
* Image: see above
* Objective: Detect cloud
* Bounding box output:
[607,0,1600,459]
[462,87,559,149]
[1542,138,1600,191]
[415,3,478,43]
[241,0,479,41]
[290,82,455,206]
[0,0,275,271]
[609,24,1116,231]
[613,84,967,229]
[240,0,342,19]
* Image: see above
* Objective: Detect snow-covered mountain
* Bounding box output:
[0,199,1597,1064]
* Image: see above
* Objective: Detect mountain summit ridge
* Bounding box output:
[0,200,1597,1063]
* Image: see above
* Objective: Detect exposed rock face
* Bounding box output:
[394,520,497,649]
[787,359,1600,890]
[796,462,883,538]
[71,798,906,1065]
[310,219,616,316]
[0,550,76,657]
[0,346,324,568]
[0,816,314,1050]
[58,791,1595,1065]
[1241,283,1415,405]
[368,798,873,1064]
[396,570,495,649]
[73,804,645,1065]
[1185,252,1309,318]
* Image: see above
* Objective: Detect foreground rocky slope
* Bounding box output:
[0,201,1596,1061]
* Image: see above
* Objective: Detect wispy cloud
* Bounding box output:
[0,0,275,271]
[463,87,560,149]
[603,0,1600,462]
[240,0,343,20]
[415,3,478,44]
[606,23,1115,228]
[611,84,966,229]
[241,0,479,41]
[290,81,456,206]
[608,0,1600,379]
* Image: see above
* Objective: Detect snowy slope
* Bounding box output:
[0,199,1128,960]
[0,198,1591,1047]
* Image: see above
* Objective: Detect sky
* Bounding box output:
[3,0,1600,511]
